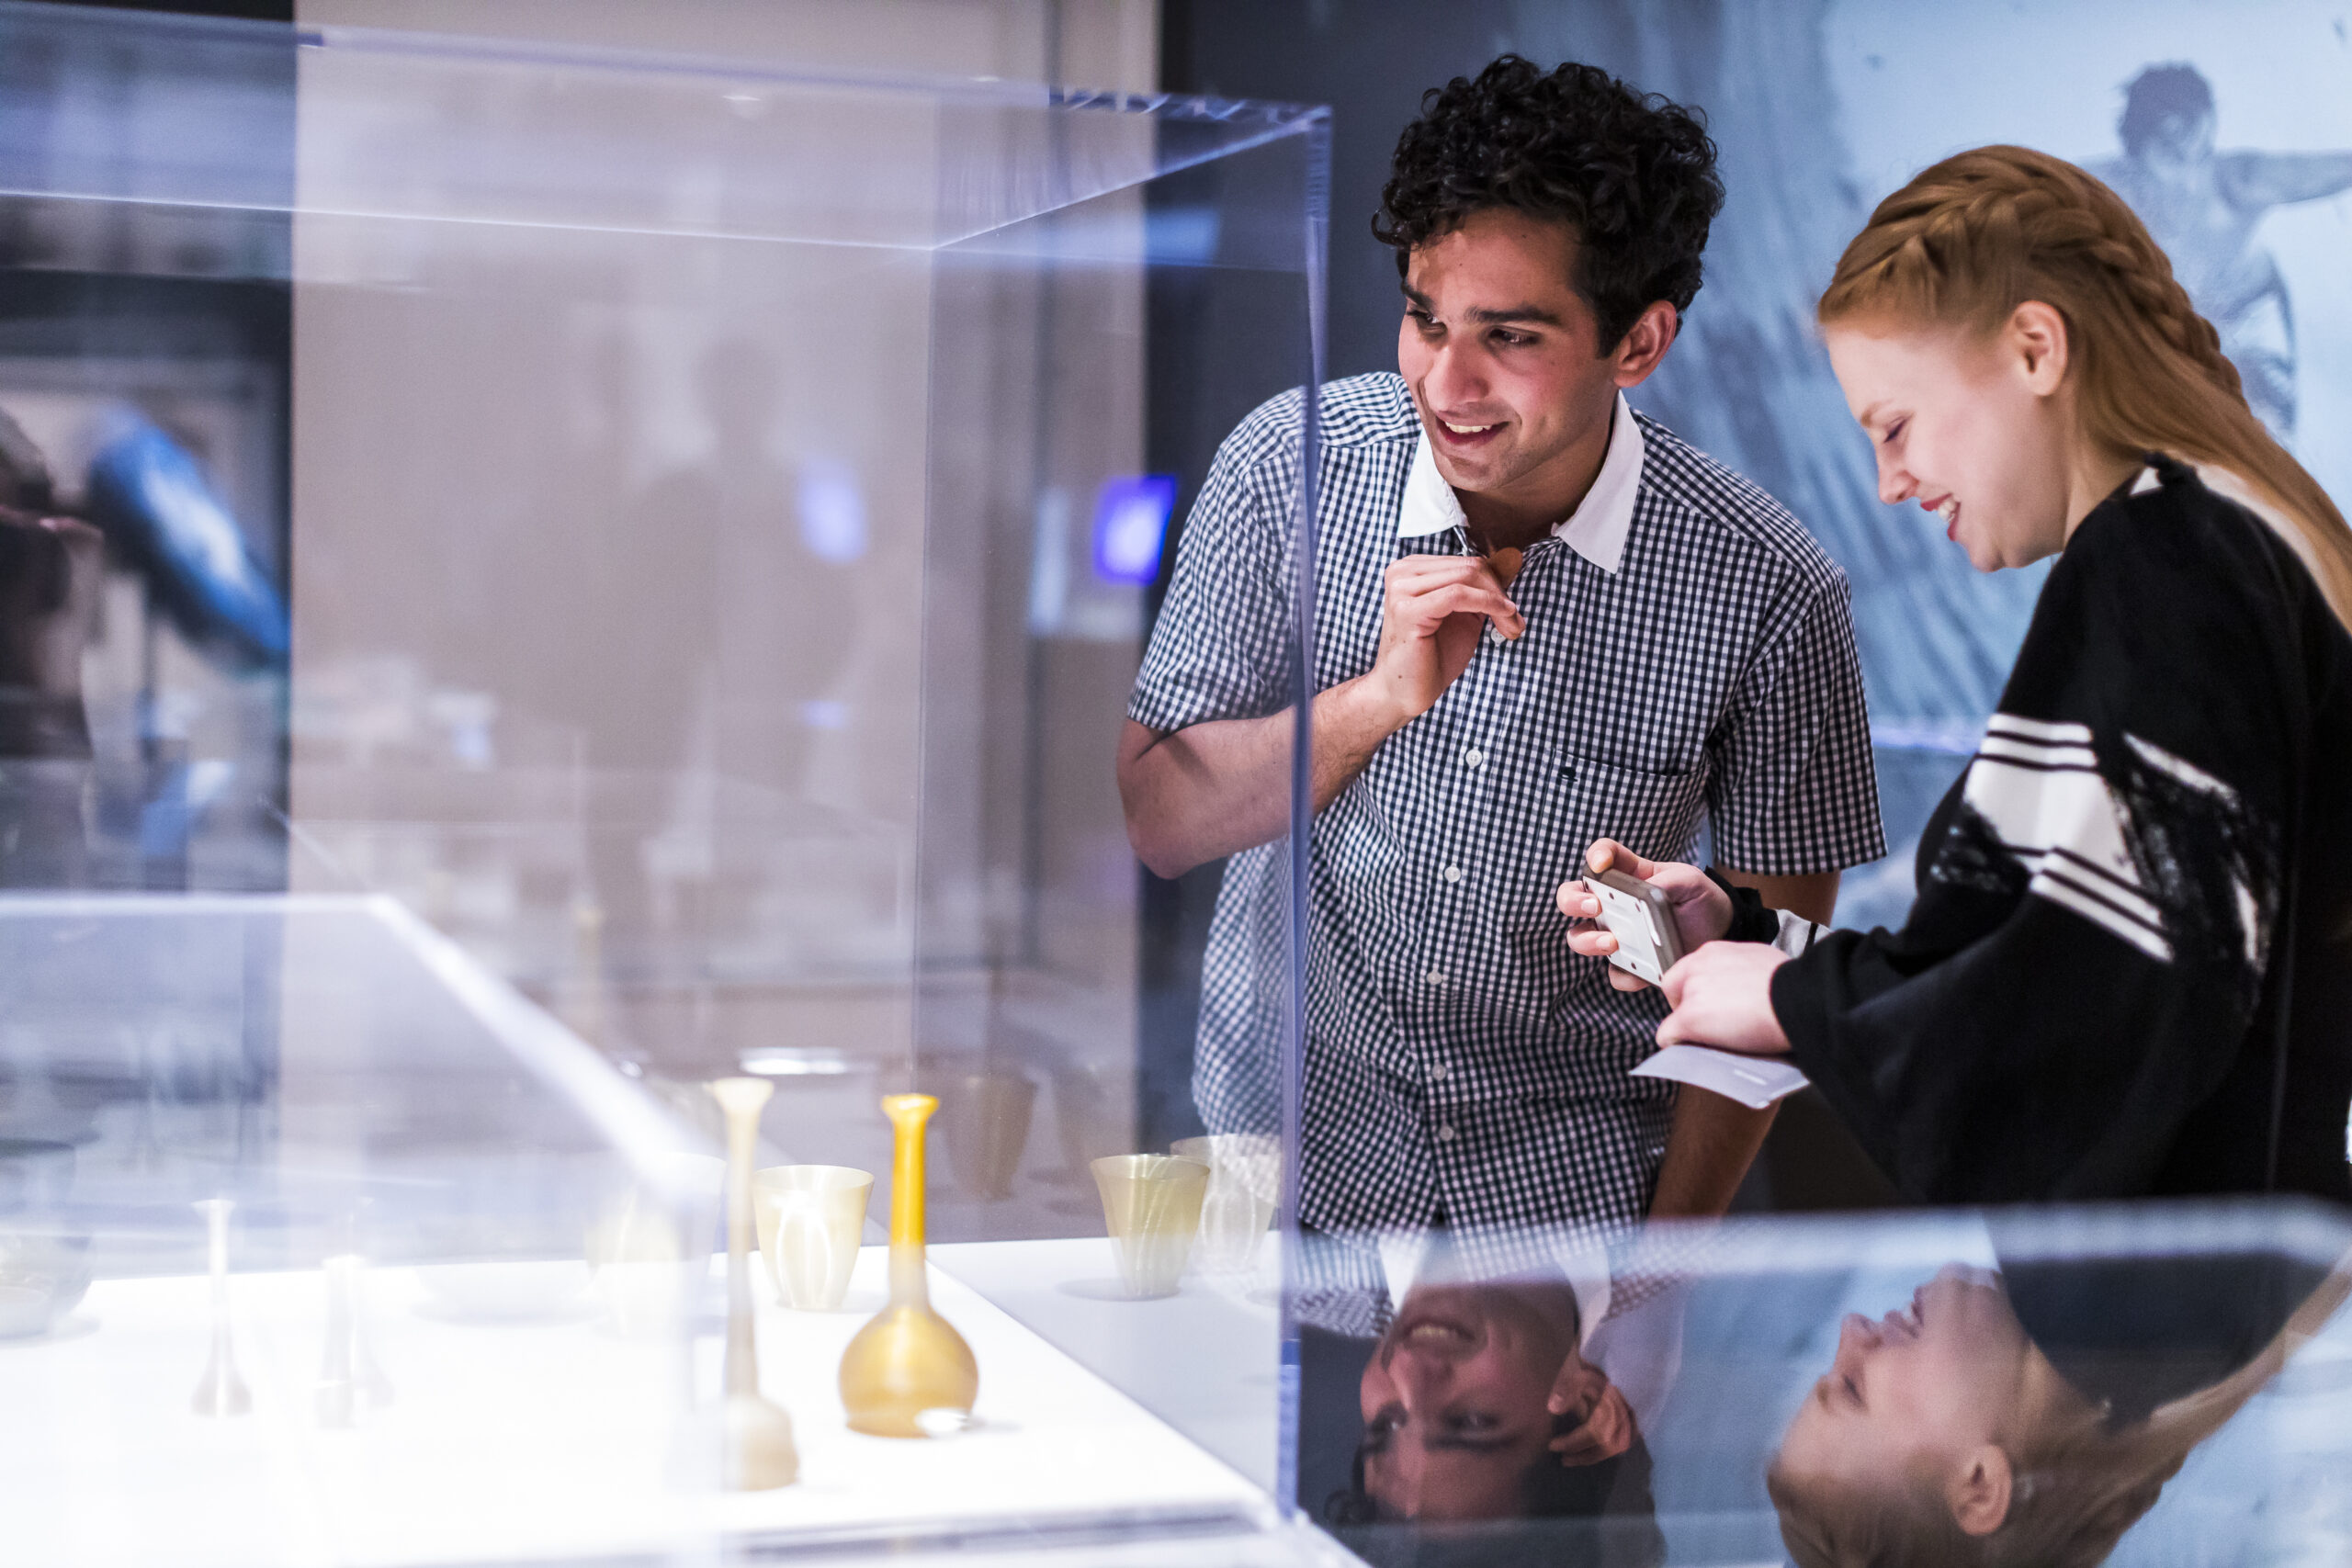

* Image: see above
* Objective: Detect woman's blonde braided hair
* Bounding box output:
[1819,144,2352,631]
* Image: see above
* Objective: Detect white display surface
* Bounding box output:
[931,1236,1283,1491]
[0,1246,1275,1566]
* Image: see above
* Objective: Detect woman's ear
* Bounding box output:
[2007,301,2071,396]
[1947,1443,2016,1537]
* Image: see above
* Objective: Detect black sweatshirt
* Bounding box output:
[1770,456,2352,1205]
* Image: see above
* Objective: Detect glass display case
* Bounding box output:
[0,1,1320,1561]
[1,7,2346,1568]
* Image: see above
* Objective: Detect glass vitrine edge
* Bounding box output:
[1272,109,1331,1528]
[0,888,709,1185]
[364,895,710,1183]
[301,16,1327,134]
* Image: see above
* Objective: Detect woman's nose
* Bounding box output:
[1837,1313,1883,1362]
[1875,453,1915,506]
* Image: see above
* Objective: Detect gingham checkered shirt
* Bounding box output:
[1130,373,1883,1237]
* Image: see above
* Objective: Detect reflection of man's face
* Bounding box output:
[2143,110,2218,175]
[1357,1280,1583,1520]
[1774,1265,2030,1497]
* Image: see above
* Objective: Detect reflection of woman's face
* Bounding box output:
[1776,1264,2031,1493]
[1358,1281,1582,1519]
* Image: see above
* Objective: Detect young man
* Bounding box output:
[1118,57,1882,1238]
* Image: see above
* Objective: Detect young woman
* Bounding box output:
[1766,1246,2350,1567]
[1564,144,2352,1205]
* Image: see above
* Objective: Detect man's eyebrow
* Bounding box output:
[1855,400,1888,429]
[1464,304,1561,327]
[1397,287,1560,329]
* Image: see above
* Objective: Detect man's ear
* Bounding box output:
[1947,1443,2016,1538]
[2009,300,2071,396]
[1612,300,1680,388]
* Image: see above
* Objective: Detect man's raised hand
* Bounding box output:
[1364,552,1523,725]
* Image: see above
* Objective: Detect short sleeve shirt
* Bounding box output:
[1131,373,1883,1236]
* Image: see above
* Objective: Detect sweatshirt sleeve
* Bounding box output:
[1770,473,2305,1203]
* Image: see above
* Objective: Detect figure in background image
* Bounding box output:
[2088,62,2352,442]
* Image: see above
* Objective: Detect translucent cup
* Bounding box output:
[752,1165,873,1312]
[936,1071,1036,1201]
[1091,1154,1210,1300]
[587,1152,724,1337]
[1170,1134,1280,1274]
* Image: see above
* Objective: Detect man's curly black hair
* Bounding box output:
[1374,56,1724,354]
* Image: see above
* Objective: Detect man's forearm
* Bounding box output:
[1117,676,1407,878]
[1650,1086,1776,1219]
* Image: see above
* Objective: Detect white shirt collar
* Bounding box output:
[1396,390,1645,574]
[1375,1229,1613,1350]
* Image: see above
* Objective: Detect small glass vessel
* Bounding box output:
[190,1198,249,1417]
[838,1093,978,1438]
[708,1076,797,1490]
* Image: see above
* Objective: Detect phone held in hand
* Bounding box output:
[1581,868,1685,987]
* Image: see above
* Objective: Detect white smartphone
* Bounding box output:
[1581,868,1687,987]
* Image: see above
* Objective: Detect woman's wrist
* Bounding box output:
[1702,867,1782,944]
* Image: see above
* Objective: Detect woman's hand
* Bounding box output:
[1657,942,1792,1055]
[1559,838,1734,992]
[1547,1359,1636,1466]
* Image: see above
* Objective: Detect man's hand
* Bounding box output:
[1363,552,1523,726]
[1657,942,1792,1055]
[1119,549,1524,880]
[1558,838,1732,992]
[1546,1359,1636,1466]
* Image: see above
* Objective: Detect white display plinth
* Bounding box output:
[931,1235,1282,1491]
[0,1246,1277,1566]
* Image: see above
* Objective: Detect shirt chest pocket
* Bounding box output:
[1466,752,1709,1012]
[1495,750,1711,919]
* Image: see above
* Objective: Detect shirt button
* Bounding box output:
[1436,1123,1458,1144]
[1462,748,1485,769]
[1441,864,1463,884]
[1430,1061,1450,1079]
[1424,968,1446,987]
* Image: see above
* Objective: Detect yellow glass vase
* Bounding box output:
[838,1092,978,1438]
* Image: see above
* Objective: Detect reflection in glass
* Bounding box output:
[189,1197,248,1417]
[1304,1228,1672,1566]
[1170,1133,1278,1275]
[0,1137,90,1339]
[1770,1248,2352,1567]
[586,1151,723,1338]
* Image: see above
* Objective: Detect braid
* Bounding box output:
[1818,143,2352,631]
[1824,146,2244,403]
